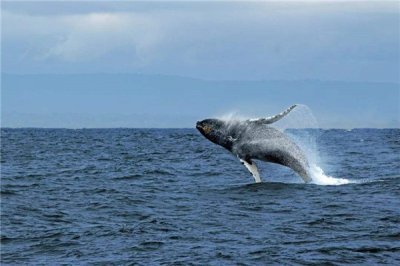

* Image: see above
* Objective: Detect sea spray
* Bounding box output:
[275,105,353,185]
[309,164,351,185]
[217,104,354,185]
[217,111,250,123]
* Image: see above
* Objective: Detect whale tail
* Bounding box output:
[248,104,297,125]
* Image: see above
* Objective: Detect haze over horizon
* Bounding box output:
[1,1,399,128]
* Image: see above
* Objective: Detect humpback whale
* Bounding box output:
[196,105,311,183]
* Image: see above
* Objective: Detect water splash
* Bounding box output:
[217,111,249,122]
[275,105,354,185]
[309,164,352,185]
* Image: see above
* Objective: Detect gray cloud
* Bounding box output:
[2,2,399,81]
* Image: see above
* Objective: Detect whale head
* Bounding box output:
[196,119,233,150]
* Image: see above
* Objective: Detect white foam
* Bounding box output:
[274,105,356,186]
[309,164,353,185]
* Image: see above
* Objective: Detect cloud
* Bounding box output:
[2,10,163,63]
[2,2,399,81]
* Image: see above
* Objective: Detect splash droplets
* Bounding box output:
[218,104,354,185]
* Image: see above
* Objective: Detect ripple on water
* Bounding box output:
[1,128,399,265]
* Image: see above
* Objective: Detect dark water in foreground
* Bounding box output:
[1,128,399,265]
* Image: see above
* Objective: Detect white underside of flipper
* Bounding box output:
[240,159,261,183]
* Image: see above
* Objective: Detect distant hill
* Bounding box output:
[2,73,399,128]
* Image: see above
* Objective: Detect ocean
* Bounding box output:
[1,128,399,265]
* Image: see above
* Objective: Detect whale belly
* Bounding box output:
[235,135,311,182]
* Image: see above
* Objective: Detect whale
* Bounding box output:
[196,105,311,183]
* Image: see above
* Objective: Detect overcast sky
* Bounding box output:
[2,1,399,82]
[1,1,399,128]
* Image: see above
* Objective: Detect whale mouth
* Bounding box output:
[196,122,204,135]
[196,122,202,130]
[196,122,212,135]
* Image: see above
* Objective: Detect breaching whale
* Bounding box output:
[196,105,311,183]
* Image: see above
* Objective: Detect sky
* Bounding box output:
[1,1,399,128]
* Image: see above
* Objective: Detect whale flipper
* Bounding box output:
[248,104,297,125]
[239,158,261,183]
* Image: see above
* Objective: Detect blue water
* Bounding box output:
[1,128,399,264]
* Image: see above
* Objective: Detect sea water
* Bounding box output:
[1,128,399,264]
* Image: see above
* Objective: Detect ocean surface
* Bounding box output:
[1,128,399,265]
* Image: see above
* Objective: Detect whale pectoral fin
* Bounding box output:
[248,104,297,124]
[239,158,261,183]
